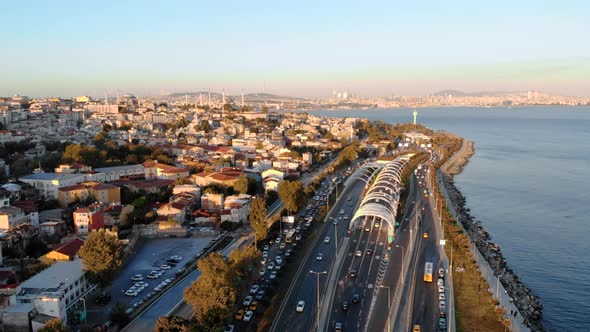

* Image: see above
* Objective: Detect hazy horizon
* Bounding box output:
[1,0,589,98]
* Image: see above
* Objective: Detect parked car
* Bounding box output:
[250,285,260,294]
[243,296,253,306]
[160,264,171,270]
[131,274,143,281]
[316,253,323,261]
[243,310,254,322]
[235,309,245,320]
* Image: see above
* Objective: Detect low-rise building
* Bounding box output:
[0,206,28,231]
[39,238,85,265]
[200,193,224,214]
[19,173,86,200]
[72,205,104,235]
[9,259,94,326]
[57,182,120,207]
[220,194,251,224]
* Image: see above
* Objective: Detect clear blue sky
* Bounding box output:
[1,0,589,97]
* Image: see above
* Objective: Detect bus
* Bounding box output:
[424,262,433,282]
[285,229,296,243]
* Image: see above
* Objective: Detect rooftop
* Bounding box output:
[18,259,84,296]
[19,173,84,181]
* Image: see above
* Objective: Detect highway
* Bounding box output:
[270,173,369,332]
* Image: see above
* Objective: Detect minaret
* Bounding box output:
[104,91,109,105]
[199,94,203,106]
[241,88,244,108]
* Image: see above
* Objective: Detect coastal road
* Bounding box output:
[270,174,369,332]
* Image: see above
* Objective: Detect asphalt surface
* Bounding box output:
[271,176,368,332]
[123,236,243,331]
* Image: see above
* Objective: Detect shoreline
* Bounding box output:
[441,140,545,331]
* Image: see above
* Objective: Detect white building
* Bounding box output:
[94,164,145,182]
[0,206,28,231]
[10,259,94,325]
[221,194,251,224]
[19,173,86,200]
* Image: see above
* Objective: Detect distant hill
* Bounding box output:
[167,92,221,98]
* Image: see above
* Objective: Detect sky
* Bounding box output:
[1,0,589,98]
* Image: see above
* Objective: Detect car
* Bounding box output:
[263,245,269,251]
[295,234,302,241]
[438,285,445,293]
[343,215,348,219]
[280,242,286,249]
[365,226,370,232]
[438,293,446,301]
[243,295,253,306]
[413,325,422,332]
[423,232,429,239]
[249,301,258,311]
[340,209,344,214]
[275,256,283,265]
[355,250,362,257]
[160,264,171,270]
[250,284,260,294]
[437,278,444,286]
[235,309,245,320]
[125,290,138,296]
[275,237,282,244]
[439,316,447,328]
[285,250,291,257]
[224,325,235,332]
[270,271,277,280]
[263,251,268,258]
[374,222,380,228]
[138,281,149,287]
[243,310,254,322]
[170,255,183,261]
[324,237,330,244]
[438,268,445,278]
[147,273,158,279]
[316,253,323,261]
[341,301,349,311]
[277,249,284,255]
[335,322,343,331]
[131,274,143,281]
[439,300,446,312]
[255,290,266,300]
[283,229,289,235]
[268,262,275,270]
[261,257,267,265]
[366,249,373,255]
[296,300,305,312]
[352,294,360,303]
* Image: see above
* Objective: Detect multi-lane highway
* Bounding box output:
[270,171,370,332]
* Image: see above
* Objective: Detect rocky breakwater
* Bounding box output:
[442,141,545,331]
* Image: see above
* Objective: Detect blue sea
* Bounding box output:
[306,106,590,331]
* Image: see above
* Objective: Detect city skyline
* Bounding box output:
[1,0,589,97]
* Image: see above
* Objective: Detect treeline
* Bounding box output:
[62,141,175,168]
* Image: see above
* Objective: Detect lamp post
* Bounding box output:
[333,218,339,253]
[396,244,406,286]
[380,285,392,332]
[310,270,327,331]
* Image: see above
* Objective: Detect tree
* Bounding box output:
[110,302,130,326]
[249,197,267,244]
[78,229,124,287]
[155,315,191,332]
[38,318,70,332]
[183,253,235,322]
[278,180,305,214]
[234,175,249,195]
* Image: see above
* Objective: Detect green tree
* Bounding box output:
[110,303,130,326]
[78,229,124,287]
[155,315,191,332]
[38,318,70,332]
[249,197,267,244]
[278,180,305,214]
[234,175,249,194]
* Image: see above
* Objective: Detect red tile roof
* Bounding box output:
[53,238,85,258]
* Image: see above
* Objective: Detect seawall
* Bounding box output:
[440,140,544,331]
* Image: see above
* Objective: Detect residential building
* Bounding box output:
[0,207,28,231]
[9,259,94,326]
[72,205,104,235]
[221,194,251,224]
[57,182,120,207]
[200,193,224,213]
[143,161,189,180]
[19,173,86,200]
[94,164,145,182]
[39,238,85,265]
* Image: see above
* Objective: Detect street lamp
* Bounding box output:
[332,218,339,253]
[395,244,406,285]
[379,285,392,332]
[309,270,327,331]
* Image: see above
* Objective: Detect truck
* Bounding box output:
[285,229,296,243]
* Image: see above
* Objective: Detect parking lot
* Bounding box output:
[84,236,214,325]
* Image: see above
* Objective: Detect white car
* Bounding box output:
[340,209,344,214]
[438,285,445,293]
[439,300,446,312]
[268,262,275,270]
[324,237,330,244]
[259,268,266,276]
[270,271,277,280]
[279,242,286,249]
[160,264,172,270]
[438,268,445,278]
[296,300,305,312]
[437,278,444,286]
[316,253,323,261]
[275,256,283,265]
[261,257,267,265]
[250,285,260,294]
[244,310,254,322]
[275,237,282,244]
[438,293,446,301]
[295,234,302,241]
[131,274,143,281]
[355,250,362,257]
[125,290,138,297]
[263,245,269,251]
[263,251,268,258]
[170,255,182,261]
[243,296,253,306]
